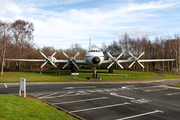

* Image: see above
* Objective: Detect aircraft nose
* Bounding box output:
[92,57,100,64]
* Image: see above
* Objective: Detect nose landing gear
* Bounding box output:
[88,66,102,80]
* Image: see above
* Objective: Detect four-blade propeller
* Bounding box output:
[128,52,145,68]
[62,52,80,69]
[107,52,124,69]
[40,51,57,68]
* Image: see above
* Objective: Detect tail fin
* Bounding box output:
[89,38,92,49]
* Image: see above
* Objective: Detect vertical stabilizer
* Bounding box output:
[89,38,92,49]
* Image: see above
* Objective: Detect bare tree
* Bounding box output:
[11,19,34,70]
[0,21,11,75]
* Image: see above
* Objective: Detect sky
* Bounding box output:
[0,0,180,50]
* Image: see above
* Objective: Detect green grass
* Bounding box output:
[97,70,158,81]
[169,84,180,88]
[0,69,161,82]
[157,72,180,80]
[0,95,78,120]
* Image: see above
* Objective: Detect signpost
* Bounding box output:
[71,73,79,79]
[19,78,26,97]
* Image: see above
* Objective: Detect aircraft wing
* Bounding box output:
[55,60,68,63]
[102,60,129,64]
[139,59,175,62]
[117,60,130,63]
[5,59,46,62]
[102,60,111,64]
[56,60,87,64]
[76,60,87,64]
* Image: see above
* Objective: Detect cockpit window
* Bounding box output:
[89,49,101,52]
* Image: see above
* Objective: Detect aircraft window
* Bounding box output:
[89,50,101,52]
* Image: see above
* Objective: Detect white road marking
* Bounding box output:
[166,92,180,96]
[95,89,104,92]
[34,92,64,97]
[39,92,58,99]
[35,93,44,96]
[86,90,96,92]
[70,102,131,113]
[63,86,96,89]
[122,85,134,89]
[104,89,113,91]
[111,89,119,91]
[143,88,168,92]
[39,91,74,99]
[116,110,163,120]
[75,92,90,95]
[39,91,90,99]
[53,97,108,105]
[110,93,135,100]
[130,98,152,104]
[4,84,7,88]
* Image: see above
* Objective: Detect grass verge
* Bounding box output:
[169,84,180,88]
[157,72,180,80]
[0,94,78,120]
[1,69,180,82]
[0,70,157,82]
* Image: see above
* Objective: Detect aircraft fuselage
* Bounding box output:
[85,48,104,66]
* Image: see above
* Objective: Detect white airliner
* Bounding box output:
[6,39,175,77]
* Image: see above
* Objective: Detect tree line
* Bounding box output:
[0,20,180,73]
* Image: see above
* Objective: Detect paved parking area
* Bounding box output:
[30,84,180,120]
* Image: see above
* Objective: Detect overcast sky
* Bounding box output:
[0,0,180,49]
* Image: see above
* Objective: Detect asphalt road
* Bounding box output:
[1,80,180,120]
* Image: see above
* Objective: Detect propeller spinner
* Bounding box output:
[107,52,124,69]
[62,52,80,69]
[40,51,57,68]
[128,52,145,68]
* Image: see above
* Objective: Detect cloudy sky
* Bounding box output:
[0,0,180,49]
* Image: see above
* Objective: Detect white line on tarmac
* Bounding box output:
[166,92,180,96]
[143,88,168,92]
[0,84,8,88]
[122,85,134,89]
[63,86,96,89]
[35,92,65,97]
[39,91,90,99]
[110,93,135,100]
[116,110,163,120]
[70,102,131,113]
[4,84,7,88]
[53,97,108,105]
[39,92,58,99]
[39,91,74,99]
